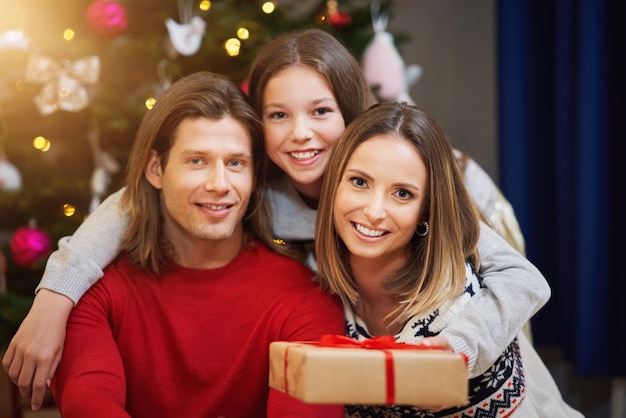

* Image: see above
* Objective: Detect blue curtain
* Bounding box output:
[497,0,626,377]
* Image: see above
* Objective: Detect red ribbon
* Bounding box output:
[283,335,447,405]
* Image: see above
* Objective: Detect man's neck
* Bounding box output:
[168,229,246,270]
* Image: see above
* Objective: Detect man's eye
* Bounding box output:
[191,158,201,165]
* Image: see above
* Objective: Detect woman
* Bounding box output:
[315,102,582,417]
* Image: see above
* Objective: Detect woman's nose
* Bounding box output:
[363,193,386,222]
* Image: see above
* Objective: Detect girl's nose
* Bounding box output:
[291,115,313,142]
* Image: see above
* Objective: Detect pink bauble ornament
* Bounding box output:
[86,0,128,38]
[10,222,52,269]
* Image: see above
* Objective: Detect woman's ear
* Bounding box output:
[145,149,164,190]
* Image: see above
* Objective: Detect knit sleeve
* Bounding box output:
[36,187,129,304]
[440,222,551,378]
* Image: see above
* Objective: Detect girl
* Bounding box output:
[316,101,581,417]
[3,29,549,412]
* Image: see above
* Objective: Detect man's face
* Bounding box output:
[146,116,254,261]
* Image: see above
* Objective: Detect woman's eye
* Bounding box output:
[314,107,331,116]
[395,189,412,200]
[350,177,367,188]
[269,111,286,119]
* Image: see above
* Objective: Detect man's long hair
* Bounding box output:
[119,71,274,274]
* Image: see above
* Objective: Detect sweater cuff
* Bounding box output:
[36,260,103,305]
[440,329,477,375]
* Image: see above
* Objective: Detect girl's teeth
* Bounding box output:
[290,150,319,161]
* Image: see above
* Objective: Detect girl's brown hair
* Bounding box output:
[247,28,375,128]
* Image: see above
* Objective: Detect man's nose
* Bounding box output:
[205,164,230,193]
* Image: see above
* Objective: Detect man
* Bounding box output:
[49,72,345,417]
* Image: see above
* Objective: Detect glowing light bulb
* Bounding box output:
[261,2,276,14]
[224,38,241,57]
[63,29,75,41]
[237,27,249,40]
[145,97,157,110]
[33,136,51,151]
[63,204,76,217]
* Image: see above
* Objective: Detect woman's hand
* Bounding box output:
[2,289,73,411]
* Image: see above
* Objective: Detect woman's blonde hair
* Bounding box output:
[316,102,482,324]
[119,71,276,274]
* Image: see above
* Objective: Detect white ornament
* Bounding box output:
[24,54,101,116]
[0,157,22,192]
[165,0,206,59]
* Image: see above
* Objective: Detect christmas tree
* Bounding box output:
[0,0,398,347]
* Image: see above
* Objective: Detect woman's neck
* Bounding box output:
[350,258,404,336]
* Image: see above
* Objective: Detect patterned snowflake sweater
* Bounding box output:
[344,262,525,418]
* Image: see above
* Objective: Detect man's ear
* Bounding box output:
[145,149,164,190]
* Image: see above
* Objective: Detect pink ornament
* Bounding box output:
[86,0,128,38]
[10,222,52,269]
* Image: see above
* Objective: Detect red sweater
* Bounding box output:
[52,242,345,418]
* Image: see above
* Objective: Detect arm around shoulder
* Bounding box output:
[439,223,550,377]
[37,187,129,304]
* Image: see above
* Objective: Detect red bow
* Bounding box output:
[318,334,443,350]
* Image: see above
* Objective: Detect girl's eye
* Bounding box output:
[268,111,286,120]
[314,107,331,116]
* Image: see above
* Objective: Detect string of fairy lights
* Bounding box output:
[0,0,285,220]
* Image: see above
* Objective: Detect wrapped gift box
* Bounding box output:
[269,337,468,407]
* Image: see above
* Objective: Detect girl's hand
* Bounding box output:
[2,289,73,411]
[420,334,453,352]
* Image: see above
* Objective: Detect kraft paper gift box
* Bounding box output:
[269,336,468,407]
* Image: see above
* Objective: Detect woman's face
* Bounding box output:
[261,66,345,198]
[333,135,428,267]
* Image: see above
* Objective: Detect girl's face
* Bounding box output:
[333,135,428,268]
[261,66,345,199]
